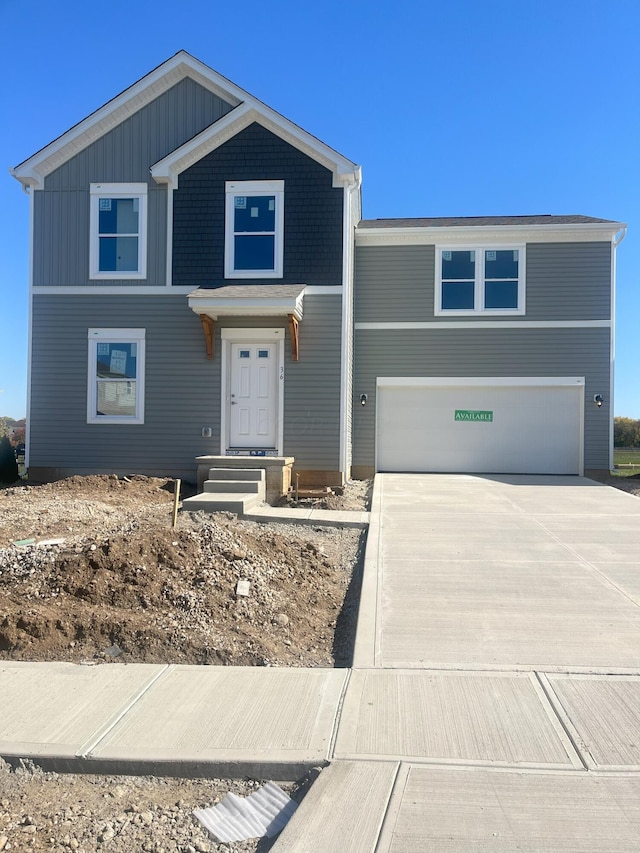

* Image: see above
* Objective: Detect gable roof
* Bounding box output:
[11,51,360,191]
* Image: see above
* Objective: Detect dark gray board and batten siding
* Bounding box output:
[355,243,612,323]
[34,78,235,287]
[30,294,343,478]
[172,123,344,289]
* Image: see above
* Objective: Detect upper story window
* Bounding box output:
[436,247,525,315]
[87,328,145,424]
[90,183,147,279]
[225,180,284,278]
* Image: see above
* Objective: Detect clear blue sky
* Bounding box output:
[1,0,638,420]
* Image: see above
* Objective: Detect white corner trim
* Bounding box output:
[376,376,586,388]
[165,186,173,287]
[355,320,611,330]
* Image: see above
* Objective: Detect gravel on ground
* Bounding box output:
[0,474,369,852]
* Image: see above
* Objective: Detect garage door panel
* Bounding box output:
[377,382,582,474]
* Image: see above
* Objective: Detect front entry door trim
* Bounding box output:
[220,327,285,455]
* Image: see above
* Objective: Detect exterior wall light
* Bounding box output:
[360,393,368,407]
[594,394,604,407]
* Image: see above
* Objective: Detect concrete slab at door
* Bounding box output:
[0,661,166,763]
[334,669,581,768]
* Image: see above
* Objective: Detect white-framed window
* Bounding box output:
[89,183,148,279]
[87,329,145,424]
[225,180,284,278]
[435,246,525,315]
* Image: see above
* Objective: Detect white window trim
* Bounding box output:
[90,183,148,279]
[224,180,284,279]
[435,245,526,316]
[87,328,146,424]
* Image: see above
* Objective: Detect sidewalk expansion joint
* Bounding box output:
[328,668,353,760]
[534,671,590,771]
[75,664,171,760]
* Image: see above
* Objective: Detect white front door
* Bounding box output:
[229,342,277,448]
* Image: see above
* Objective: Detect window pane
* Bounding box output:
[442,281,475,309]
[234,235,275,270]
[99,198,138,235]
[442,250,475,280]
[96,343,137,379]
[234,196,276,233]
[96,381,137,417]
[485,280,519,309]
[485,249,518,280]
[99,236,139,272]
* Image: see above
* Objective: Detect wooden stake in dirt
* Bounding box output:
[172,478,181,528]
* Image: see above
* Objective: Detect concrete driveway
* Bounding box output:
[276,474,640,852]
[354,473,640,670]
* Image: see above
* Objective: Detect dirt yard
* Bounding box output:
[0,475,368,852]
[0,475,368,668]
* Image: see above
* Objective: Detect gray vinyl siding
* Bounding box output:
[355,245,435,322]
[30,293,342,477]
[283,295,342,470]
[526,243,611,320]
[352,327,611,470]
[35,78,234,287]
[34,185,167,286]
[355,242,611,322]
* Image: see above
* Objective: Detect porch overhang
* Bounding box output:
[188,285,305,360]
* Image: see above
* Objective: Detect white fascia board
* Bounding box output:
[151,103,359,189]
[12,50,360,191]
[356,223,626,246]
[376,376,585,388]
[11,53,244,190]
[189,295,304,321]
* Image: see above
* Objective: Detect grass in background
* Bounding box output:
[613,449,640,476]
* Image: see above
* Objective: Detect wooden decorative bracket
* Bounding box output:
[288,314,299,361]
[199,314,215,359]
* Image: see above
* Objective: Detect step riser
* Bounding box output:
[208,468,266,483]
[182,494,260,514]
[204,481,263,495]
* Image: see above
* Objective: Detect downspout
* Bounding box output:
[609,225,627,470]
[339,170,362,482]
[25,184,35,473]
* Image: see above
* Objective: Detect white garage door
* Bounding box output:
[376,378,584,475]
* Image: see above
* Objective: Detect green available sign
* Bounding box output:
[455,409,493,422]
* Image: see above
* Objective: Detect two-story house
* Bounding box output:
[11,52,625,489]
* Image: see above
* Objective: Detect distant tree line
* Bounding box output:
[614,417,640,448]
[0,416,26,446]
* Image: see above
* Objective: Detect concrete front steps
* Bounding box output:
[182,467,266,514]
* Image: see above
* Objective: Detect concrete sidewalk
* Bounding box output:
[2,474,640,851]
